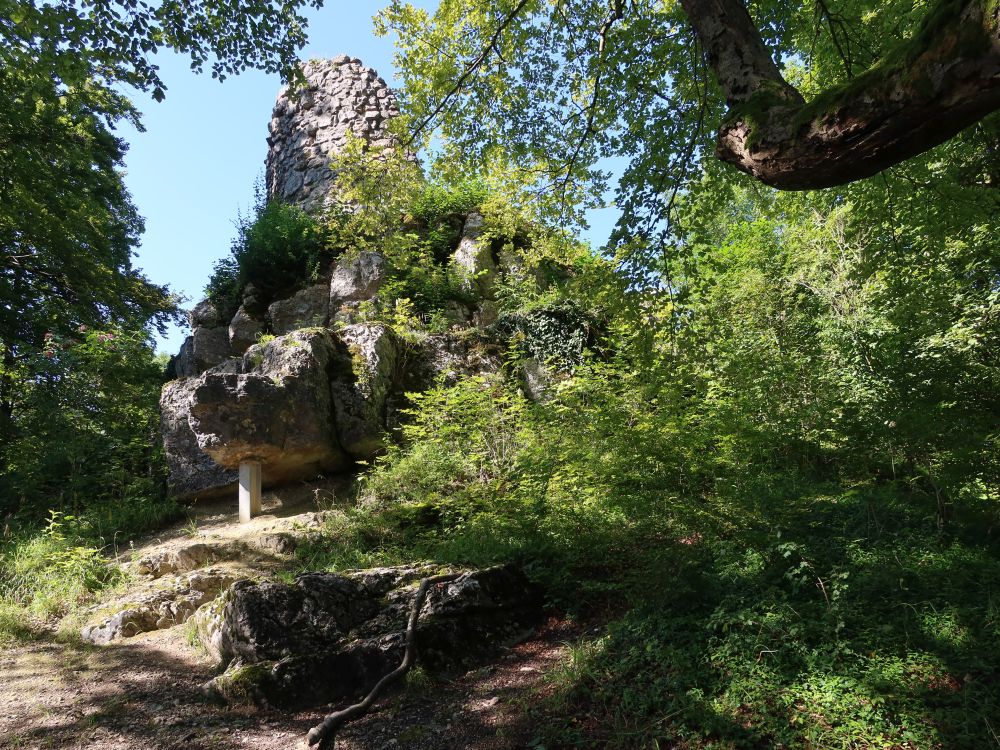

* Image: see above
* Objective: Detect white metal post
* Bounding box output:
[238,461,262,523]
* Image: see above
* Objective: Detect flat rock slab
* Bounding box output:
[81,568,245,645]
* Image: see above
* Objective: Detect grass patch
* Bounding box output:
[0,496,182,645]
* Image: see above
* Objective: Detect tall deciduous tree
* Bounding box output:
[378,0,1000,233]
[0,0,322,509]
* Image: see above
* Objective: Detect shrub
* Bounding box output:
[496,299,598,371]
[0,511,125,641]
[0,326,171,519]
[207,198,330,320]
[409,179,489,263]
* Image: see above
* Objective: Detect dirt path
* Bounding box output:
[1,484,575,749]
[0,618,572,750]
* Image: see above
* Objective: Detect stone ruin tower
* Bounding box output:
[265,55,400,211]
[161,56,505,510]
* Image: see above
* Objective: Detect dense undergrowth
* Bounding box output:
[3,128,998,750]
[0,498,181,644]
[291,143,1000,747]
[0,327,181,643]
[292,371,1000,749]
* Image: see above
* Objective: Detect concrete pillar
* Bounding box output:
[239,461,262,523]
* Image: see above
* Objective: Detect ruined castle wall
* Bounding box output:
[265,55,400,211]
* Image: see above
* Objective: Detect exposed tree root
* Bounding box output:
[305,572,461,750]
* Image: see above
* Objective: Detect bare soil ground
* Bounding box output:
[0,485,576,750]
[0,618,574,750]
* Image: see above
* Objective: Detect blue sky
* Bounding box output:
[121,1,618,355]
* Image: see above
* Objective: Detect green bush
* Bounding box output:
[496,299,598,371]
[0,510,129,642]
[207,199,330,320]
[0,326,171,519]
[409,179,489,263]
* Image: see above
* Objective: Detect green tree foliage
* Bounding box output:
[377,0,1000,247]
[0,60,174,443]
[0,326,173,519]
[2,0,321,98]
[293,96,999,744]
[207,197,330,320]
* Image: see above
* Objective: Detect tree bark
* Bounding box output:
[680,0,1000,189]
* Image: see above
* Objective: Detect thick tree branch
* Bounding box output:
[678,0,804,107]
[682,0,1000,189]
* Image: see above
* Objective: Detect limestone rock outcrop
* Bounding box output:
[197,565,541,709]
[81,568,241,645]
[160,378,239,499]
[330,324,399,458]
[161,323,501,499]
[189,330,349,480]
[228,305,264,356]
[266,56,400,210]
[160,55,516,500]
[268,283,330,335]
[329,250,386,322]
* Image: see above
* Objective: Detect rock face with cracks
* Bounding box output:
[160,320,502,499]
[197,565,541,710]
[329,324,399,459]
[159,55,529,501]
[189,330,349,480]
[160,378,239,499]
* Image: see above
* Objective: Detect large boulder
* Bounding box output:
[268,283,330,335]
[169,336,197,379]
[188,330,349,481]
[189,298,223,328]
[161,325,412,497]
[329,251,386,322]
[168,301,231,379]
[453,211,497,300]
[160,378,239,499]
[329,324,399,459]
[228,305,264,356]
[191,326,231,371]
[198,565,541,710]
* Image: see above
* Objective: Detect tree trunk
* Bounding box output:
[680,0,1000,189]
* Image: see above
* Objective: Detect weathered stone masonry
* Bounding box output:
[265,55,400,211]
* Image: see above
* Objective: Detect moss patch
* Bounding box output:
[209,661,274,706]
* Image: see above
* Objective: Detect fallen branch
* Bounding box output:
[305,572,461,750]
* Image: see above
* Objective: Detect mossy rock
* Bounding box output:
[204,661,276,706]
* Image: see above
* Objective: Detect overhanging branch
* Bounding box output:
[682,0,1000,189]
